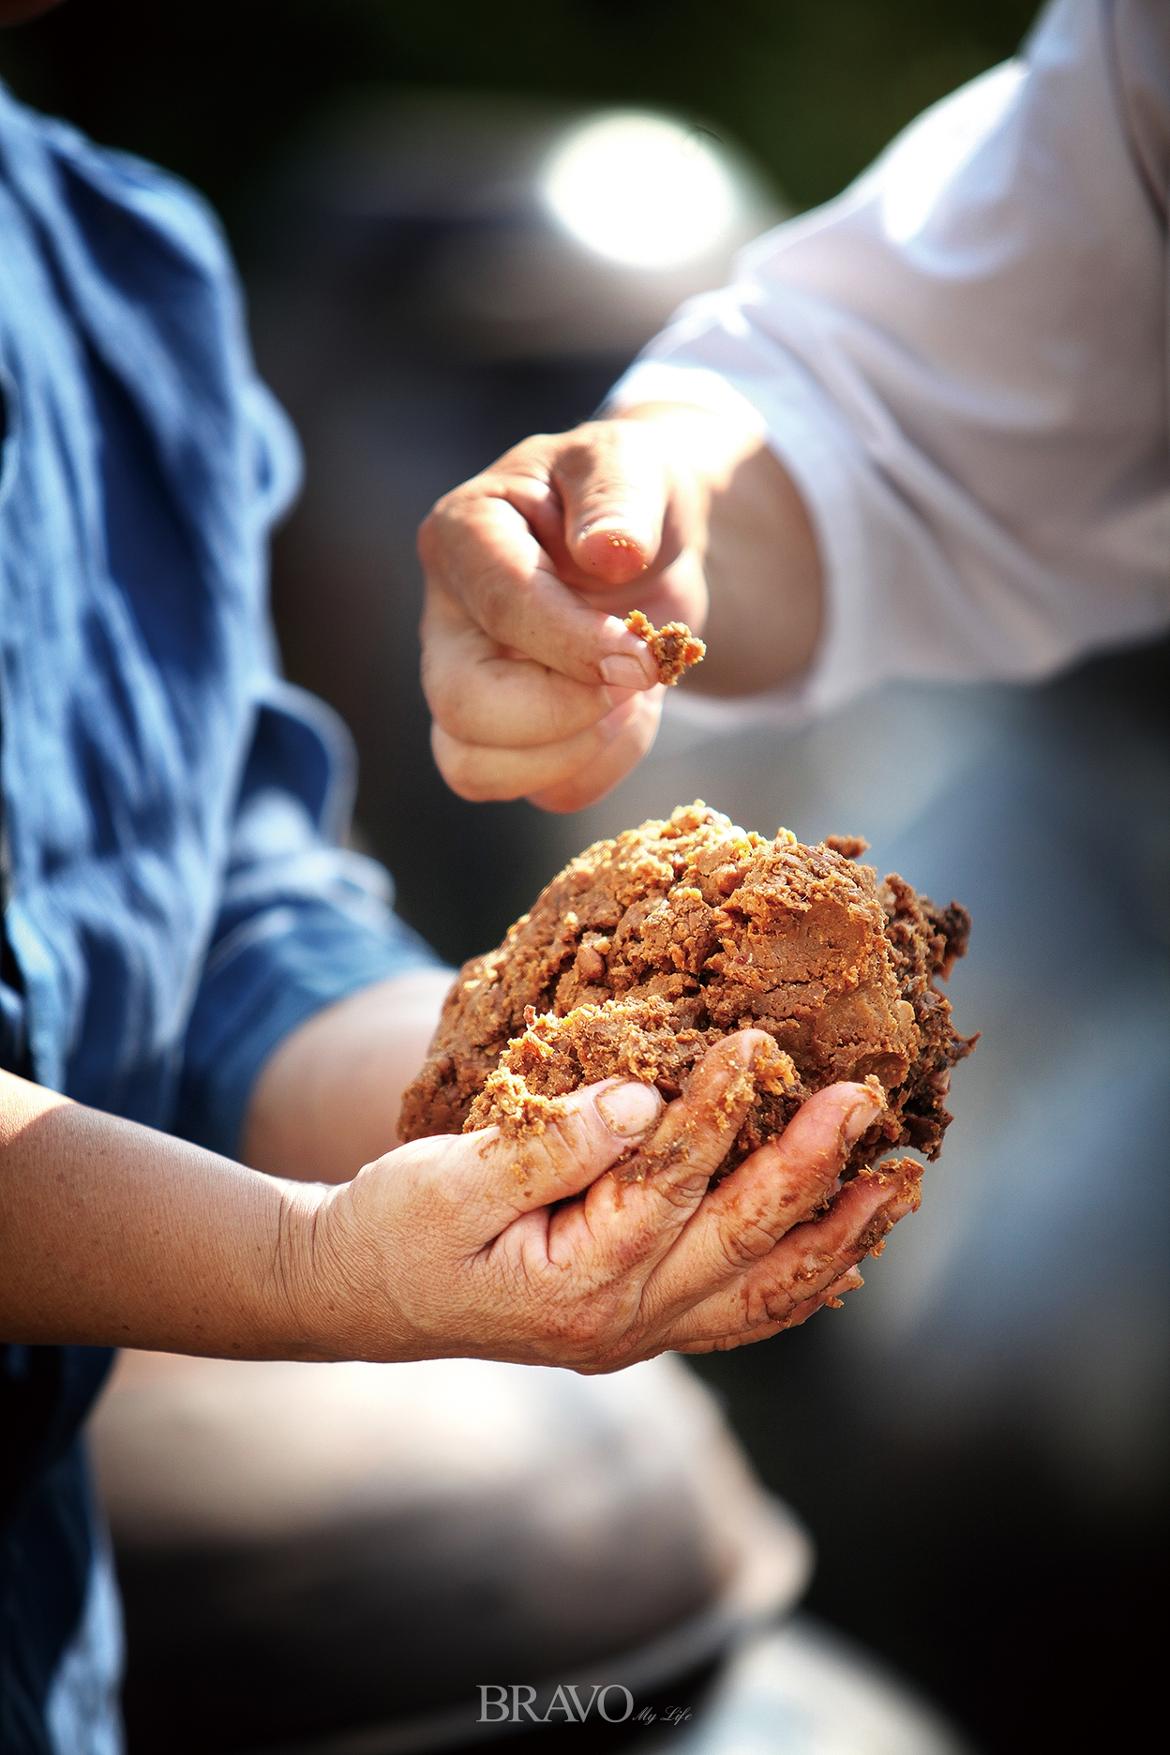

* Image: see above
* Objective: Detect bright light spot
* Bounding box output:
[542,112,739,270]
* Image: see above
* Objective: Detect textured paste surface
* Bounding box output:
[399,804,971,1177]
[624,610,706,685]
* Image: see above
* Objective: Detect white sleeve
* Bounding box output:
[609,0,1170,717]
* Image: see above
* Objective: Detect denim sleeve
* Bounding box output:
[173,673,442,1162]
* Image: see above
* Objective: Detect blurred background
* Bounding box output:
[4,2,1167,1751]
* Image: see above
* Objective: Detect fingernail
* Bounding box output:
[822,1267,864,1310]
[733,1030,772,1066]
[885,1185,922,1222]
[844,1090,883,1145]
[600,652,656,689]
[596,1080,663,1139]
[579,517,643,547]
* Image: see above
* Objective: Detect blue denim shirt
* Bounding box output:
[0,84,438,1751]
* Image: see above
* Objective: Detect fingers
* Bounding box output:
[526,688,664,812]
[574,1031,782,1276]
[555,427,671,586]
[418,424,703,809]
[789,1264,866,1325]
[666,1158,922,1351]
[644,1080,884,1320]
[431,691,659,804]
[420,496,659,689]
[421,620,632,750]
[674,1267,865,1355]
[441,1076,665,1238]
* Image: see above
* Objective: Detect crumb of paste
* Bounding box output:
[624,609,706,685]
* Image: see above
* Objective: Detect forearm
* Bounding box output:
[617,402,823,696]
[241,966,453,1182]
[0,1066,322,1358]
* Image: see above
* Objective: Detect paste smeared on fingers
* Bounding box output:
[399,803,973,1186]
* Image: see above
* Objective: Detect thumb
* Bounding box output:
[455,1077,665,1232]
[558,430,670,587]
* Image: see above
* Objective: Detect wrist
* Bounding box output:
[272,1177,349,1362]
[274,1169,429,1366]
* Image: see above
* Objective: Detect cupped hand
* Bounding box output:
[292,1031,920,1372]
[417,417,706,814]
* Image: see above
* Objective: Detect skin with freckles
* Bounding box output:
[305,1031,920,1371]
[1,1006,918,1368]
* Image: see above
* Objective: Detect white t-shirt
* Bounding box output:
[610,0,1170,717]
